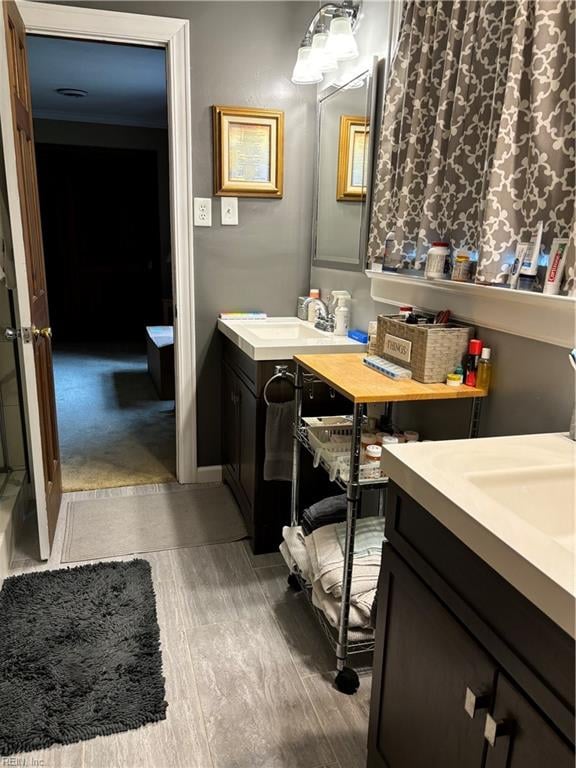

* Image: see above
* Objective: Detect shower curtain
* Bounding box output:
[368,0,575,285]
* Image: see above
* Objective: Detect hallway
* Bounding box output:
[54,344,176,491]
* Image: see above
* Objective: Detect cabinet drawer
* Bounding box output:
[385,482,575,743]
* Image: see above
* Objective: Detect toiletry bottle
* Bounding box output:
[425,242,450,280]
[476,347,492,391]
[334,296,350,336]
[465,339,483,387]
[307,289,320,322]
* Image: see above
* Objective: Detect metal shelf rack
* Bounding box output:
[288,353,487,694]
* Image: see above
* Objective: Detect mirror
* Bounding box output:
[312,58,379,271]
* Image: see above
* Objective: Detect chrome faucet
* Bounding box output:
[302,298,335,332]
[302,297,329,320]
[303,298,335,333]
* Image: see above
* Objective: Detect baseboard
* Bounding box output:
[196,465,223,484]
[0,471,26,584]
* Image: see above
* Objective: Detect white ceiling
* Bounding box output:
[27,36,167,129]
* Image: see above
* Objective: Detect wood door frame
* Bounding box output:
[14,2,198,494]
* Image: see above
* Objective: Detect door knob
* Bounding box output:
[484,713,514,747]
[3,327,18,341]
[464,686,492,719]
[33,327,52,339]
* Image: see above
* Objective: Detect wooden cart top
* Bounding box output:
[293,353,487,404]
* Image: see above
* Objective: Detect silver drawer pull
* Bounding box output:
[484,714,514,747]
[464,686,491,719]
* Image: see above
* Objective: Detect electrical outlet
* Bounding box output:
[221,197,238,226]
[194,197,212,227]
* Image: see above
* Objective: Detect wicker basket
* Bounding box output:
[375,315,473,383]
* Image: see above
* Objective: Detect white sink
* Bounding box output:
[466,465,575,545]
[380,433,576,636]
[217,316,366,361]
[240,320,328,341]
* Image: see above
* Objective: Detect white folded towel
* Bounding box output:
[305,522,381,598]
[280,525,313,583]
[311,582,376,629]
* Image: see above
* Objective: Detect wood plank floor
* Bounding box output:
[6,485,372,768]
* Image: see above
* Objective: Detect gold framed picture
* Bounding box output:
[336,115,369,201]
[212,105,284,198]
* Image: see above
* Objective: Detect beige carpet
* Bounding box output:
[54,344,176,492]
[62,485,247,563]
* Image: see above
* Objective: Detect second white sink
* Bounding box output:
[466,465,575,544]
[380,433,576,636]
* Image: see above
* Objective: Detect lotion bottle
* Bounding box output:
[334,296,350,337]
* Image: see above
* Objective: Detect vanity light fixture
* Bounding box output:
[291,33,324,85]
[291,1,361,86]
[325,8,359,61]
[310,23,338,73]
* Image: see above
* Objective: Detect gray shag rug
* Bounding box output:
[0,559,167,756]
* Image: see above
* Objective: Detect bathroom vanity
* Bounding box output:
[218,318,365,553]
[368,434,575,768]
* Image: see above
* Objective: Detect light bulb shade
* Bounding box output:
[310,31,338,73]
[326,16,359,62]
[291,45,323,85]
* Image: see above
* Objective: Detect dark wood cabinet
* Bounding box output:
[221,338,349,554]
[368,482,574,768]
[484,674,574,768]
[371,545,493,768]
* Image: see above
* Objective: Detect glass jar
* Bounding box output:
[451,252,472,282]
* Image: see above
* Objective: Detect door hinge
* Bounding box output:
[3,326,33,343]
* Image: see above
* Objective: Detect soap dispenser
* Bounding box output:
[334,296,350,337]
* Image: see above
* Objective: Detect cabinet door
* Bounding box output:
[221,362,239,481]
[368,545,495,768]
[484,674,573,768]
[237,374,257,509]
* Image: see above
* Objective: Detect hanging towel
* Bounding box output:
[264,401,294,481]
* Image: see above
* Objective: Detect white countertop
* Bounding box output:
[381,433,576,636]
[217,316,366,361]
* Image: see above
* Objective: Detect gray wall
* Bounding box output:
[43,1,317,466]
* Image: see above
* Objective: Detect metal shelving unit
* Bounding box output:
[288,353,487,694]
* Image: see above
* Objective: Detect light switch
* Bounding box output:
[221,197,238,226]
[194,197,212,227]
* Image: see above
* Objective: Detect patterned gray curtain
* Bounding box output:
[368,0,575,286]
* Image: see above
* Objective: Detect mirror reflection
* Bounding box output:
[313,68,373,269]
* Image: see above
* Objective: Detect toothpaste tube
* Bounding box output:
[543,238,569,295]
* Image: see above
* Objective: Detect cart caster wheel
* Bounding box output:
[287,573,301,592]
[335,667,359,695]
